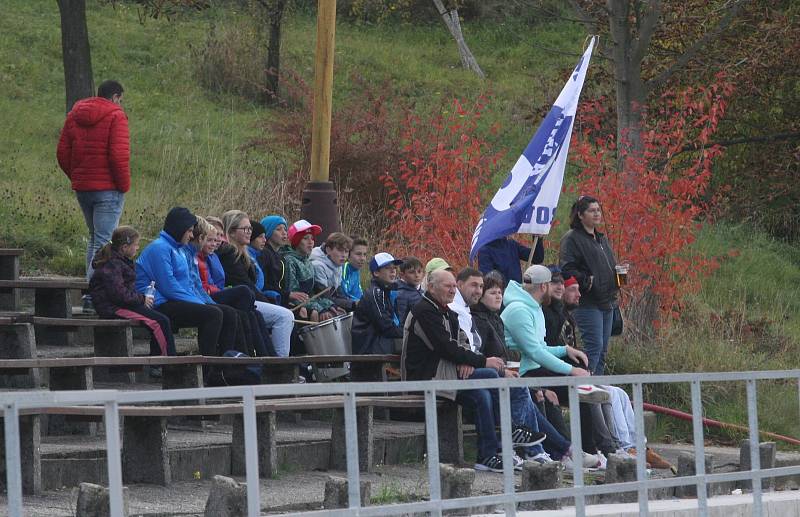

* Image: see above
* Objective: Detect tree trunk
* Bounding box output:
[57,0,94,113]
[264,0,287,104]
[607,0,652,171]
[431,0,485,79]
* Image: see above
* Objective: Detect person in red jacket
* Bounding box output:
[57,80,130,305]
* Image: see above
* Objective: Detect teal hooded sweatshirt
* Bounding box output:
[501,280,572,376]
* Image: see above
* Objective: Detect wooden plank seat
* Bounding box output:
[16,392,462,485]
[0,277,89,347]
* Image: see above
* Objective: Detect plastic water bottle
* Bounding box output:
[145,281,156,304]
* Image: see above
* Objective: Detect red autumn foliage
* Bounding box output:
[570,74,736,327]
[380,95,505,269]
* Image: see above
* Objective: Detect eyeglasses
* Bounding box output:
[235,226,253,232]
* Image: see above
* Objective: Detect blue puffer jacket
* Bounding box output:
[207,252,226,291]
[135,231,206,306]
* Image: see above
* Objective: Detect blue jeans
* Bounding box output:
[76,190,125,281]
[510,387,547,457]
[534,402,571,459]
[573,306,613,375]
[456,368,501,460]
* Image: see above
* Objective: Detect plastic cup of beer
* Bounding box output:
[615,264,629,287]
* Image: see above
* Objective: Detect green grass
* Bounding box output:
[1,0,797,446]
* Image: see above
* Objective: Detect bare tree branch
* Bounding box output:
[431,0,485,78]
[564,0,600,34]
[657,131,800,168]
[646,0,748,92]
[631,0,661,67]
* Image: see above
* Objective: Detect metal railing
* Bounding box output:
[3,370,800,516]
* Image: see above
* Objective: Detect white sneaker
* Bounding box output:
[594,451,608,470]
[512,452,524,471]
[527,451,555,464]
[577,385,611,404]
[562,448,600,470]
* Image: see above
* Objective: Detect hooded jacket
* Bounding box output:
[470,301,515,361]
[88,248,144,317]
[477,237,544,284]
[559,227,618,309]
[309,246,342,290]
[280,247,334,313]
[135,230,207,306]
[57,97,130,192]
[500,280,571,376]
[394,279,422,327]
[257,245,289,306]
[351,278,403,355]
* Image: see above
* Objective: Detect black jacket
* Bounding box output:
[542,299,566,347]
[351,279,403,355]
[403,293,486,381]
[257,245,290,306]
[470,302,510,360]
[216,243,270,303]
[559,226,618,309]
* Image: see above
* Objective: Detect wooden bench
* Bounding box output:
[0,249,24,311]
[0,278,89,346]
[15,393,463,486]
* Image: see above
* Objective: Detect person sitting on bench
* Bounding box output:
[89,225,176,356]
[136,207,234,357]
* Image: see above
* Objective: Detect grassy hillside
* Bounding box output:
[1,1,797,443]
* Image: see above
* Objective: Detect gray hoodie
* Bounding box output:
[310,246,342,291]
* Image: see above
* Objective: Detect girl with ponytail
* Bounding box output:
[89,226,176,357]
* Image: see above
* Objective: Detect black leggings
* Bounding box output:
[113,304,176,356]
[157,301,223,356]
[211,287,272,356]
[524,368,598,455]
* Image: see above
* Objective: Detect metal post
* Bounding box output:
[344,392,361,508]
[746,379,762,517]
[633,383,649,516]
[498,387,516,516]
[690,380,708,516]
[424,389,443,517]
[104,401,124,517]
[4,402,23,517]
[243,393,261,517]
[567,384,585,516]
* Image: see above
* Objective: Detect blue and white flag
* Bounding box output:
[469,36,596,262]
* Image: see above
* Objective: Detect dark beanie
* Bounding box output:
[250,221,266,243]
[163,207,197,242]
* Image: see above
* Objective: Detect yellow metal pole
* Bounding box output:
[309,0,336,183]
[301,0,341,239]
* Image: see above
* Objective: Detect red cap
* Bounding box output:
[288,219,322,248]
[564,276,578,288]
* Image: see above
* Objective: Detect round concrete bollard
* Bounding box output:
[204,475,247,517]
[519,461,562,511]
[323,475,371,509]
[75,482,129,517]
[603,453,638,503]
[739,440,776,491]
[675,451,715,498]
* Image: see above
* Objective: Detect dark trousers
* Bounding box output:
[157,301,223,356]
[113,304,176,356]
[211,287,273,356]
[524,367,598,455]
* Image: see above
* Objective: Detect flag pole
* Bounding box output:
[526,235,541,268]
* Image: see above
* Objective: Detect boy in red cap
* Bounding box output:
[280,220,342,322]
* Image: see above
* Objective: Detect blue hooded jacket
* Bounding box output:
[135,230,207,306]
[247,246,265,291]
[179,244,214,304]
[500,280,570,376]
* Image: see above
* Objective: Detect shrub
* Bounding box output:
[571,75,735,332]
[380,94,505,270]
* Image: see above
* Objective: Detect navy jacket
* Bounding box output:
[394,280,422,327]
[351,279,403,355]
[477,237,544,283]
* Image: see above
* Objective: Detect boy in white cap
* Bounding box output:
[351,252,404,357]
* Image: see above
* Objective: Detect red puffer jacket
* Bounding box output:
[57,97,130,193]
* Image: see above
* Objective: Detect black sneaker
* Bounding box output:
[511,426,546,447]
[475,454,504,473]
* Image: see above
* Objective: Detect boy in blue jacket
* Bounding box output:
[394,256,424,326]
[136,207,229,356]
[341,237,368,303]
